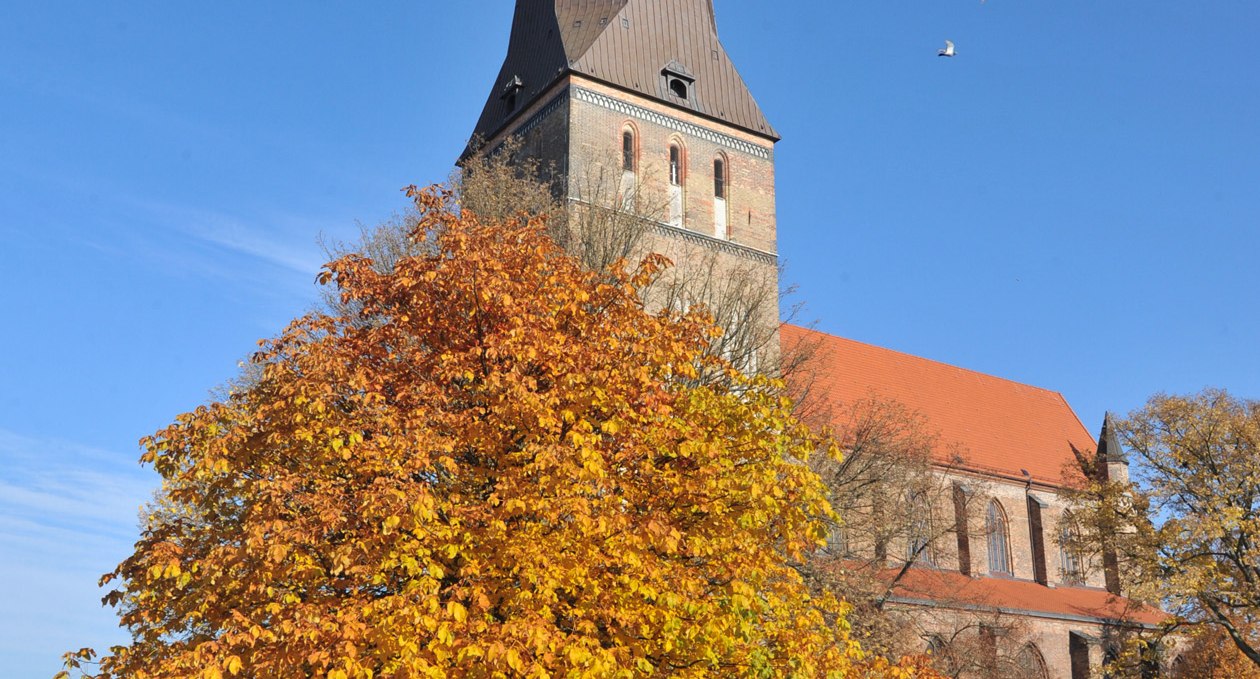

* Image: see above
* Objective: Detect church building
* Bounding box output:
[464,2,1167,677]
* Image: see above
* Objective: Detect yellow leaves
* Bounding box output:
[435,622,455,647]
[71,184,868,678]
[446,600,467,623]
[506,648,525,673]
[147,560,183,582]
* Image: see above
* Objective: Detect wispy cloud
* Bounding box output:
[132,197,331,276]
[154,200,330,277]
[0,429,156,674]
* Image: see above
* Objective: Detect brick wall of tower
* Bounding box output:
[475,80,573,195]
[474,73,783,372]
[560,76,782,371]
[564,77,778,256]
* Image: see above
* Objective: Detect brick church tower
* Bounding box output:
[464,0,782,371]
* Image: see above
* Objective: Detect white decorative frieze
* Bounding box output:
[573,87,772,160]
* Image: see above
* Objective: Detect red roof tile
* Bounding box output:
[782,325,1095,487]
[885,567,1168,626]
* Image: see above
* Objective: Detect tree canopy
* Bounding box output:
[1066,389,1260,671]
[60,187,940,678]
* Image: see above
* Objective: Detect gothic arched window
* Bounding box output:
[907,492,933,565]
[669,144,682,186]
[987,500,1012,575]
[1061,511,1086,585]
[713,157,726,199]
[1016,644,1049,679]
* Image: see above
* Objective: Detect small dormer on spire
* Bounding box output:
[661,60,695,102]
[501,75,525,116]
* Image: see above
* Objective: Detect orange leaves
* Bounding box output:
[62,185,932,678]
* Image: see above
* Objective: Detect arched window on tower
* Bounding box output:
[987,500,1012,575]
[713,155,728,239]
[622,129,636,172]
[667,142,684,227]
[620,127,637,209]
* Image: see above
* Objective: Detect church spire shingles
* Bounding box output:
[1097,411,1128,466]
[467,0,777,152]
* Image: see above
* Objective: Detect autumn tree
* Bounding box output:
[1065,389,1260,671]
[456,139,789,386]
[1167,624,1260,679]
[59,187,955,678]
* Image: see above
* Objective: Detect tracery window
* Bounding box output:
[1060,511,1086,585]
[907,492,933,565]
[987,500,1012,575]
[1016,644,1049,679]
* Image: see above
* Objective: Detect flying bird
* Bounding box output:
[938,40,956,57]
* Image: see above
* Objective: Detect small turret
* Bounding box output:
[1097,412,1129,595]
[1097,412,1129,485]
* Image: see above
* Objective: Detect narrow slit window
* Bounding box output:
[714,158,726,198]
[669,145,682,185]
[622,130,635,172]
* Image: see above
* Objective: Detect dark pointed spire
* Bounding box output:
[1097,412,1128,465]
[465,0,776,154]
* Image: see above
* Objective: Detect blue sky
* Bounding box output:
[2,1,1257,674]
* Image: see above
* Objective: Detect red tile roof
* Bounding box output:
[782,325,1096,487]
[885,567,1168,626]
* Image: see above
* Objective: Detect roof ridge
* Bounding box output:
[1058,391,1096,451]
[787,324,1070,399]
